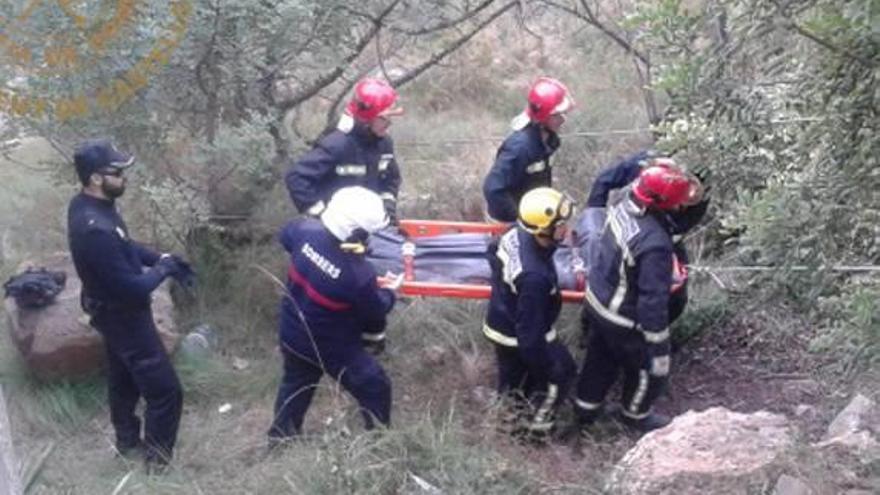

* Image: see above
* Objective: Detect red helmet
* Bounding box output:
[346,78,402,122]
[633,163,696,210]
[526,77,574,123]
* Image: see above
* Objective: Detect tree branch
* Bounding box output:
[387,0,497,36]
[539,0,649,66]
[785,20,877,68]
[390,0,517,88]
[275,0,403,113]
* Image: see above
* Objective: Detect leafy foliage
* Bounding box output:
[625,0,879,362]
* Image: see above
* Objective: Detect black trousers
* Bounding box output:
[494,342,576,432]
[269,344,391,439]
[92,309,183,460]
[575,307,668,420]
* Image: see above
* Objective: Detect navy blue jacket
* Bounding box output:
[484,227,562,376]
[586,198,674,337]
[586,150,709,236]
[482,123,560,222]
[67,193,164,310]
[586,151,651,208]
[285,119,401,215]
[278,218,395,353]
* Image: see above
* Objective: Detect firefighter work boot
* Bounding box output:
[618,411,672,433]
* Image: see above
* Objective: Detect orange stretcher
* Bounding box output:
[378,220,588,303]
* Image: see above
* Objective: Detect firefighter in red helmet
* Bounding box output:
[482,77,575,222]
[286,78,405,223]
[574,163,703,433]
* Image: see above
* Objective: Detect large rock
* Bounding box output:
[815,394,880,464]
[606,407,795,494]
[3,253,179,380]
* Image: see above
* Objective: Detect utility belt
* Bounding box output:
[81,293,149,315]
[482,321,557,348]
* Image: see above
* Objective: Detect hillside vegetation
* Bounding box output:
[0,0,877,493]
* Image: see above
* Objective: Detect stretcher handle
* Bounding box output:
[398,219,511,238]
[377,278,585,304]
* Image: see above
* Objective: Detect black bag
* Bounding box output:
[3,268,67,309]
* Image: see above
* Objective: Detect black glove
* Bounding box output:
[383,198,399,227]
[170,255,197,289]
[363,338,386,356]
[154,256,181,279]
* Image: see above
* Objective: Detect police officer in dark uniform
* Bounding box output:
[482,77,574,222]
[483,187,577,437]
[67,139,189,469]
[574,163,704,433]
[268,186,399,445]
[286,78,404,223]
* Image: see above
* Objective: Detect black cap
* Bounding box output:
[73,139,135,184]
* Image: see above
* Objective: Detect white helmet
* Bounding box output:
[320,186,389,242]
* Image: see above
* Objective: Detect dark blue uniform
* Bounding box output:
[285,119,401,219]
[269,218,396,439]
[482,123,560,222]
[483,227,576,433]
[67,192,182,461]
[575,197,675,421]
[582,151,709,321]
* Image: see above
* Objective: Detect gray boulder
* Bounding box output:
[606,407,795,494]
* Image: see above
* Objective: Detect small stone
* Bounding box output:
[774,474,813,495]
[794,405,815,417]
[786,379,821,397]
[232,357,249,370]
[218,403,232,414]
[423,345,447,366]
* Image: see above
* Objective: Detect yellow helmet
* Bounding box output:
[517,187,574,235]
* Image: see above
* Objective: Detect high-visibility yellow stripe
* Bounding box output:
[627,369,650,417]
[574,398,602,411]
[335,164,367,176]
[307,201,326,216]
[644,329,670,343]
[621,408,651,420]
[531,383,558,430]
[585,288,636,329]
[482,322,557,347]
[525,161,546,174]
[362,332,385,342]
[651,356,670,376]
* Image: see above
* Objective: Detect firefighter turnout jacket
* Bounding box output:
[586,197,674,346]
[485,227,561,363]
[483,123,561,222]
[484,227,575,433]
[285,118,401,219]
[586,150,709,237]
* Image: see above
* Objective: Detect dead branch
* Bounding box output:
[275,0,404,113]
[538,0,649,65]
[390,0,518,89]
[387,0,497,36]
